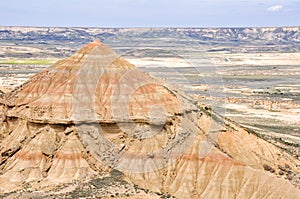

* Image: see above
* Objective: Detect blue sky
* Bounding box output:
[0,0,299,27]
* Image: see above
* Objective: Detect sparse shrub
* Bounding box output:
[278,171,284,175]
[286,175,293,180]
[263,164,275,173]
[285,164,291,170]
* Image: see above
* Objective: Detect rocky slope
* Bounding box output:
[0,87,8,95]
[0,40,299,198]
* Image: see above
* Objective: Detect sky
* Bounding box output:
[0,0,299,27]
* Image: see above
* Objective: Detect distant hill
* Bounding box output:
[0,26,299,59]
[0,26,299,46]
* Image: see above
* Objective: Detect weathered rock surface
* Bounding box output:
[4,40,181,124]
[0,40,299,198]
[0,87,6,95]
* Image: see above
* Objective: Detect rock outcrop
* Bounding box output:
[0,40,299,198]
[0,87,9,96]
[0,88,4,95]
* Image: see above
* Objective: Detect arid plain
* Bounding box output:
[1,27,299,156]
[0,27,299,198]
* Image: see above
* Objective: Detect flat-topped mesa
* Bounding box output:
[4,40,182,124]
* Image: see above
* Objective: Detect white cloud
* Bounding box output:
[267,5,283,12]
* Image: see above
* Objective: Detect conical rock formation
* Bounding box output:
[0,40,299,198]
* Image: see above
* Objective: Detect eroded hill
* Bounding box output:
[0,40,299,198]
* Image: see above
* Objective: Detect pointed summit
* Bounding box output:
[73,39,118,63]
[91,39,104,46]
[0,41,299,198]
[4,40,180,123]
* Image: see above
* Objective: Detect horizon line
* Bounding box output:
[1,25,299,29]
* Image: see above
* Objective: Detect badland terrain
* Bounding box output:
[0,27,299,198]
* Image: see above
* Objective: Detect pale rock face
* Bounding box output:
[0,87,9,95]
[0,40,299,198]
[4,40,181,124]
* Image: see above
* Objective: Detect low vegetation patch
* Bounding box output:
[0,59,56,65]
[263,164,275,173]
